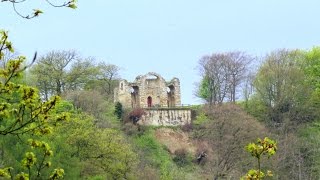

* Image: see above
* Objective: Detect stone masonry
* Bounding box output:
[114,72,191,126]
[114,72,181,108]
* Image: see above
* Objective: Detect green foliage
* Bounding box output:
[252,49,315,124]
[132,129,175,180]
[114,102,123,119]
[298,121,320,178]
[193,112,208,125]
[246,137,277,159]
[49,168,64,180]
[0,167,12,178]
[172,148,192,167]
[303,46,320,91]
[0,32,65,136]
[53,110,137,179]
[241,169,273,180]
[242,137,277,180]
[197,75,211,101]
[0,136,64,179]
[0,31,67,180]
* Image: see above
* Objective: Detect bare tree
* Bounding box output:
[196,104,268,179]
[227,51,253,103]
[197,51,252,105]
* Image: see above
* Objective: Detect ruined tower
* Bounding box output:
[114,72,181,109]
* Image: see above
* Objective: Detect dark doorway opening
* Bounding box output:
[147,96,152,107]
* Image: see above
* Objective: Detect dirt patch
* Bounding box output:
[154,128,198,154]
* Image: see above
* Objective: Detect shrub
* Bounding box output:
[128,108,146,124]
[181,123,193,132]
[122,123,146,136]
[173,148,190,167]
[114,102,123,120]
[195,148,208,166]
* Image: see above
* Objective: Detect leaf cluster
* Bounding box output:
[246,137,277,159]
[243,137,277,180]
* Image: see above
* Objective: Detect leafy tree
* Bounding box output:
[302,46,320,91]
[85,62,121,100]
[0,31,66,136]
[0,31,66,179]
[55,111,137,179]
[253,49,312,125]
[114,102,123,120]
[96,62,120,97]
[197,75,211,102]
[30,51,98,100]
[66,57,99,91]
[30,50,78,97]
[63,90,116,128]
[242,137,277,180]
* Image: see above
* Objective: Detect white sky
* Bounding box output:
[1,0,320,104]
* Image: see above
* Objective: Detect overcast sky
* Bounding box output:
[1,0,320,104]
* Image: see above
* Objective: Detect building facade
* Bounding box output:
[114,72,181,109]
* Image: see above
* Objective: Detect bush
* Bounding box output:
[193,112,208,125]
[128,108,146,124]
[114,102,123,120]
[173,148,191,167]
[195,148,208,166]
[181,123,193,132]
[122,123,146,136]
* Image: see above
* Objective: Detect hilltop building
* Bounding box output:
[114,72,191,126]
[114,72,181,109]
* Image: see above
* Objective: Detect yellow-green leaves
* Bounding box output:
[68,0,77,9]
[14,172,29,180]
[242,137,277,180]
[68,4,77,9]
[0,30,8,40]
[28,139,53,156]
[5,41,13,52]
[22,152,37,168]
[33,9,43,17]
[49,168,64,180]
[0,167,12,178]
[23,139,63,179]
[0,30,14,59]
[246,137,277,159]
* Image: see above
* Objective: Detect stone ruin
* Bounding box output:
[114,72,181,108]
[114,72,191,126]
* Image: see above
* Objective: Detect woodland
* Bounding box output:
[1,1,320,180]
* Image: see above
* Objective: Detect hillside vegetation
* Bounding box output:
[2,29,320,179]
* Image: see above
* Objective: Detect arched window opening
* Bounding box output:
[131,86,139,108]
[167,85,175,107]
[147,96,152,107]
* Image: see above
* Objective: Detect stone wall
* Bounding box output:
[139,108,192,126]
[114,72,181,109]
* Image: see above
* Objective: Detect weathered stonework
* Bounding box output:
[139,108,192,126]
[114,72,191,126]
[114,72,181,108]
